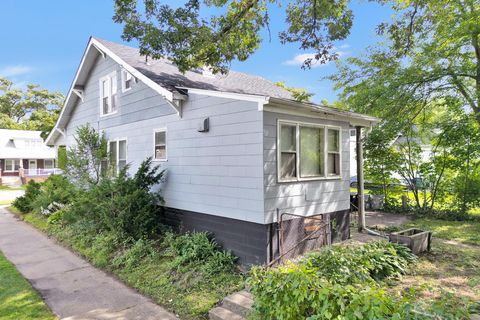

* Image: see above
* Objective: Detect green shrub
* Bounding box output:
[303,241,415,285]
[32,175,77,215]
[12,180,42,213]
[164,231,237,274]
[67,158,165,240]
[358,241,416,281]
[248,263,398,320]
[248,241,417,320]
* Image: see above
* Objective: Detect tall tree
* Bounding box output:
[113,0,353,73]
[330,0,480,127]
[0,77,63,139]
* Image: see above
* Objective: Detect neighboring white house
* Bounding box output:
[46,37,378,264]
[0,129,58,185]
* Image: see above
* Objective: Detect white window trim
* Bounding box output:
[121,69,134,93]
[99,71,118,117]
[107,138,128,175]
[4,159,20,172]
[153,128,168,162]
[277,119,342,183]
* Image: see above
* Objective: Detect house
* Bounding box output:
[46,37,378,265]
[0,129,59,186]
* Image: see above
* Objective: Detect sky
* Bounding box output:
[0,1,392,104]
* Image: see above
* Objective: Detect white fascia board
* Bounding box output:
[177,87,270,110]
[91,39,176,103]
[266,98,380,128]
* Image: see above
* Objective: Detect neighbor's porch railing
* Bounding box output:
[24,168,63,177]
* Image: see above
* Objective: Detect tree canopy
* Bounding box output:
[113,0,353,73]
[329,0,480,127]
[0,77,64,139]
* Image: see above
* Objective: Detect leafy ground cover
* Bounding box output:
[0,251,56,320]
[248,240,474,319]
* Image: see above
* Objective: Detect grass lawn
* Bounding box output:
[0,252,56,320]
[403,218,480,246]
[9,207,244,320]
[388,217,480,314]
[392,240,480,313]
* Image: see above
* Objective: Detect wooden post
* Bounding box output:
[356,126,366,232]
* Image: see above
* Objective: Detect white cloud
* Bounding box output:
[338,43,350,49]
[0,65,33,77]
[283,50,349,68]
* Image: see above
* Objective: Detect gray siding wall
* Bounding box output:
[63,55,265,223]
[263,111,351,224]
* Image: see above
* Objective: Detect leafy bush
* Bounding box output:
[31,175,77,215]
[248,241,417,320]
[164,230,237,275]
[67,158,165,240]
[303,241,416,285]
[249,263,398,320]
[12,180,42,213]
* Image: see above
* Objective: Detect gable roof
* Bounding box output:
[94,38,294,100]
[46,37,378,145]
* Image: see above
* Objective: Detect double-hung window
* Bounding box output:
[278,121,341,182]
[5,159,20,172]
[99,71,117,116]
[121,69,133,92]
[153,129,167,161]
[44,159,55,169]
[108,139,127,175]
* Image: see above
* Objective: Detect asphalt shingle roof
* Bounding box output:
[96,38,293,99]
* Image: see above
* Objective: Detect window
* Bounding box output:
[99,71,117,115]
[327,128,340,176]
[300,126,324,178]
[108,139,127,175]
[5,159,20,172]
[44,159,54,169]
[154,129,167,161]
[24,139,42,148]
[121,69,133,92]
[278,121,341,182]
[279,124,297,179]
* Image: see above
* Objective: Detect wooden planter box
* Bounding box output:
[388,228,432,254]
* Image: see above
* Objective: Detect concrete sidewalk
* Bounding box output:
[0,207,178,320]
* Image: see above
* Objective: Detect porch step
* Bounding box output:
[209,307,246,320]
[1,176,22,187]
[209,290,253,320]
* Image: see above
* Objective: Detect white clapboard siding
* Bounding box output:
[263,111,351,223]
[63,55,265,223]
